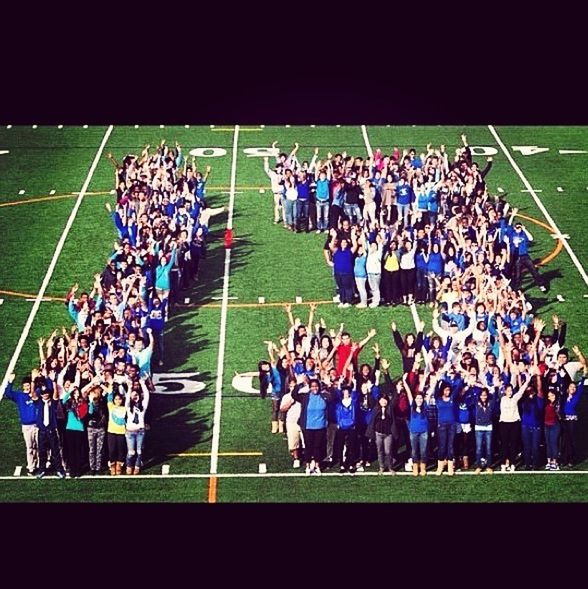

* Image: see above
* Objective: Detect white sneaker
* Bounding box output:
[314,466,321,475]
[356,302,367,308]
[338,303,345,309]
[293,459,301,469]
[369,302,379,308]
[316,229,321,234]
[342,303,351,308]
[356,465,365,472]
[501,464,507,472]
[510,464,516,472]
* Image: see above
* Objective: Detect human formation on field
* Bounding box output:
[258,134,586,476]
[3,140,223,478]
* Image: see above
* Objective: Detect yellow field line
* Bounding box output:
[171,452,263,457]
[208,476,218,503]
[212,128,264,132]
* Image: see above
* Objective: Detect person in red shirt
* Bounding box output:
[335,329,377,380]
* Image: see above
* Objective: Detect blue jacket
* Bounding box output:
[4,383,38,425]
[521,394,545,427]
[562,378,585,417]
[335,392,358,430]
[34,398,61,431]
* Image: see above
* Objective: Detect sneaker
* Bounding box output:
[501,464,507,473]
[314,466,322,476]
[56,471,66,479]
[368,302,379,308]
[305,466,311,476]
[340,466,346,474]
[545,463,551,470]
[356,302,367,308]
[539,285,547,293]
[553,464,560,471]
[36,471,46,479]
[315,229,321,234]
[486,467,493,474]
[509,464,516,472]
[293,459,301,469]
[365,462,371,468]
[342,303,351,308]
[356,465,365,473]
[27,469,35,477]
[338,303,345,309]
[378,468,384,475]
[474,467,482,475]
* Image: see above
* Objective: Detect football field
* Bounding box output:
[1,124,587,502]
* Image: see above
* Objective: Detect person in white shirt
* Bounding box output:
[263,157,285,225]
[125,377,150,475]
[279,378,303,468]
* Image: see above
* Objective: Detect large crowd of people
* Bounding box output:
[259,135,587,475]
[4,140,223,478]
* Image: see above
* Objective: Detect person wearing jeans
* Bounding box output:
[366,376,398,475]
[283,179,298,231]
[406,385,429,477]
[315,170,331,232]
[125,378,150,475]
[329,235,355,307]
[366,240,383,308]
[434,380,458,476]
[474,389,496,473]
[560,372,586,466]
[543,390,561,470]
[499,377,532,472]
[353,246,368,308]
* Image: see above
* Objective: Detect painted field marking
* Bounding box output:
[0,125,114,400]
[210,125,215,128]
[584,294,588,299]
[557,187,564,192]
[512,145,549,156]
[57,125,63,129]
[336,124,341,128]
[0,299,4,305]
[361,124,374,158]
[211,296,238,300]
[559,149,587,154]
[285,125,291,128]
[134,125,139,129]
[32,125,37,129]
[310,125,316,128]
[159,125,165,129]
[210,125,240,480]
[258,297,265,304]
[259,188,265,194]
[185,124,190,128]
[25,298,51,302]
[161,465,170,475]
[6,125,12,129]
[12,466,21,477]
[83,125,88,129]
[259,463,267,474]
[295,296,303,304]
[18,190,25,195]
[409,301,421,331]
[497,187,504,193]
[489,125,588,288]
[260,125,265,128]
[184,297,190,304]
[1,470,588,481]
[0,150,9,156]
[550,233,570,240]
[521,189,542,193]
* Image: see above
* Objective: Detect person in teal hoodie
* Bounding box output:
[155,242,177,299]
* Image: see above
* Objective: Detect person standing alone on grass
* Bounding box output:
[4,373,39,476]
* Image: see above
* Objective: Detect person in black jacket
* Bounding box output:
[391,321,424,373]
[366,359,399,474]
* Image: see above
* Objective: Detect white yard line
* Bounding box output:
[409,302,421,331]
[488,125,588,288]
[361,125,374,159]
[1,470,588,481]
[0,125,114,399]
[210,125,240,475]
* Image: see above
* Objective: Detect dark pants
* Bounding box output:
[500,421,520,464]
[107,432,127,463]
[437,423,456,460]
[521,425,542,468]
[271,399,285,422]
[329,204,342,229]
[333,428,357,469]
[382,270,401,304]
[296,200,309,231]
[400,268,416,298]
[561,419,577,465]
[426,428,438,462]
[455,427,473,459]
[38,427,64,473]
[335,272,354,304]
[65,429,87,476]
[513,254,543,290]
[303,428,326,464]
[415,268,427,302]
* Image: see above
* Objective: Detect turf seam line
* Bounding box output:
[488,125,588,287]
[0,124,114,400]
[210,125,240,479]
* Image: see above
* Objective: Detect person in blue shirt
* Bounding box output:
[315,170,331,233]
[395,175,414,228]
[328,234,355,307]
[146,296,168,367]
[4,372,39,475]
[432,373,459,476]
[520,374,545,470]
[333,385,359,474]
[560,369,587,467]
[295,171,311,232]
[507,217,547,292]
[292,378,333,475]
